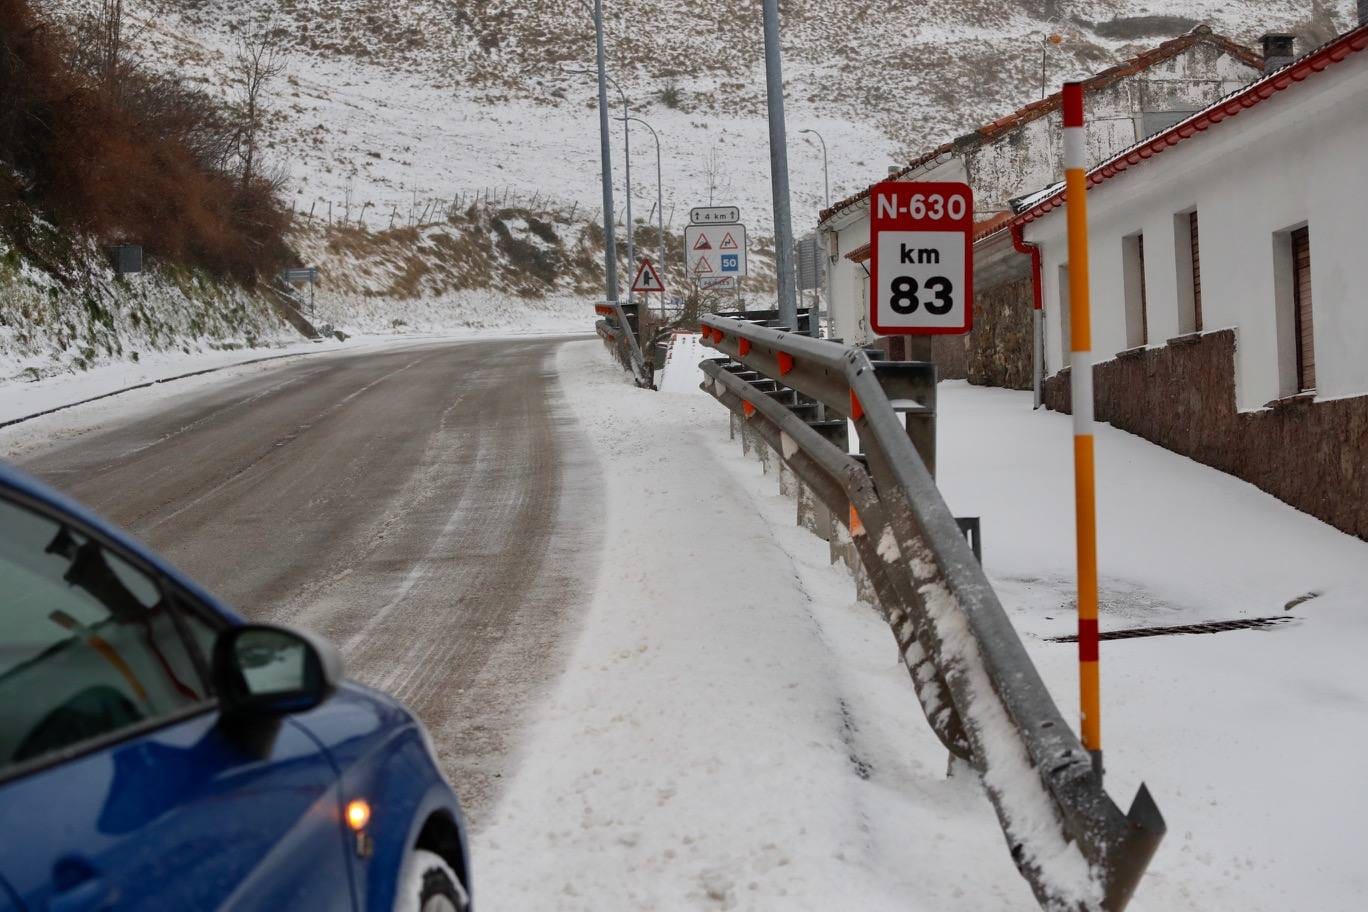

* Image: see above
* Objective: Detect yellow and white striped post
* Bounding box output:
[1063,81,1102,780]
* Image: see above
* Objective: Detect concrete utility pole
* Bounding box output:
[761,0,800,332]
[592,0,619,302]
[625,115,664,313]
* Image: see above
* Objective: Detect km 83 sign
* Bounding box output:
[869,181,973,335]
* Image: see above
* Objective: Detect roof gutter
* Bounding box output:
[1011,224,1045,408]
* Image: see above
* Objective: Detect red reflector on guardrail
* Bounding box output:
[777,352,794,375]
[738,338,751,356]
[743,401,756,418]
[850,390,864,421]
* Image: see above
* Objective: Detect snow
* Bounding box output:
[655,333,710,395]
[935,380,1368,911]
[477,354,1368,910]
[475,342,1039,910]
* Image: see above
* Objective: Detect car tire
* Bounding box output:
[396,848,469,912]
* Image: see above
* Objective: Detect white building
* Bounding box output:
[996,21,1368,540]
[1020,24,1368,409]
[816,27,1262,362]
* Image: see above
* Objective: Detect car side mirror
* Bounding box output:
[212,624,343,718]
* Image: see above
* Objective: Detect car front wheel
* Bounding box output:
[396,848,469,912]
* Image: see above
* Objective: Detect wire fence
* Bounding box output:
[289,186,677,235]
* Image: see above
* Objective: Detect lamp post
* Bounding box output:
[603,72,636,301]
[798,129,829,209]
[563,53,633,303]
[624,115,664,314]
[760,0,800,332]
[570,4,618,304]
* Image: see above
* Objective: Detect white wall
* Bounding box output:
[816,41,1258,350]
[1027,51,1368,409]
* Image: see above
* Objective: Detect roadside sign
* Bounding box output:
[631,258,665,293]
[697,275,737,290]
[281,267,318,284]
[685,224,747,277]
[869,181,973,335]
[690,205,740,225]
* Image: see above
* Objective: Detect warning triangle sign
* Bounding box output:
[631,257,665,293]
[693,255,714,274]
[692,234,712,250]
[720,232,738,250]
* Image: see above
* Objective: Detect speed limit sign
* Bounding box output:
[869,181,973,335]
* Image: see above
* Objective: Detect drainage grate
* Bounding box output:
[1047,616,1295,643]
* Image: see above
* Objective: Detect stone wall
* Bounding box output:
[965,275,1034,390]
[1043,329,1368,540]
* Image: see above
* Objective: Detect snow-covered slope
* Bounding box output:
[127,0,1358,236]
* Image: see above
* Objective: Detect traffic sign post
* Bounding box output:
[631,257,665,294]
[690,206,740,225]
[684,223,748,279]
[869,181,973,335]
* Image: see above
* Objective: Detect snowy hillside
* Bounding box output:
[123,0,1358,235]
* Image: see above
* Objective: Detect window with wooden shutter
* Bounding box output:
[1189,212,1203,332]
[1291,226,1314,391]
[1137,234,1148,345]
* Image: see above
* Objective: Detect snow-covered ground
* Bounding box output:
[476,346,1368,910]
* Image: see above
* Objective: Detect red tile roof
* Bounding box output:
[993,23,1368,239]
[818,26,1262,226]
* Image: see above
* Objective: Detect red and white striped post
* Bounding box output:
[1062,81,1102,781]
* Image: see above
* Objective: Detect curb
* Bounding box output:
[0,348,334,431]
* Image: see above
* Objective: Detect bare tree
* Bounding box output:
[704,147,721,206]
[235,33,285,187]
[66,0,137,99]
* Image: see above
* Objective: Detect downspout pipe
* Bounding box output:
[1011,223,1045,409]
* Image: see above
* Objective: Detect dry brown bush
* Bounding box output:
[0,0,292,283]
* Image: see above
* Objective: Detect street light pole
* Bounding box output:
[590,0,618,303]
[799,129,829,209]
[760,0,800,332]
[624,115,664,315]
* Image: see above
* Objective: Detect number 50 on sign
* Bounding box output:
[869,181,973,335]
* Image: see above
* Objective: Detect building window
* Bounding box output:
[1174,210,1202,334]
[1274,225,1316,396]
[1057,264,1072,360]
[1292,227,1315,391]
[1122,233,1148,348]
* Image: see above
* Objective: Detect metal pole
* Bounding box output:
[625,116,664,316]
[1063,82,1102,782]
[592,0,619,303]
[761,0,800,333]
[623,91,635,304]
[799,129,829,208]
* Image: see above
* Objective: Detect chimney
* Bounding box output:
[1260,33,1296,72]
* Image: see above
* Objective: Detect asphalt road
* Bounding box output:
[9,337,603,824]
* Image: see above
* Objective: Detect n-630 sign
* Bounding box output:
[869,180,973,335]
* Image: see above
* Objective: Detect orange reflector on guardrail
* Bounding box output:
[743,401,756,418]
[849,505,864,536]
[777,352,794,375]
[850,390,864,421]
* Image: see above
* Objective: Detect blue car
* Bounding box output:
[0,464,472,911]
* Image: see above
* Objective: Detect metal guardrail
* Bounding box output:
[698,314,1165,911]
[593,303,651,387]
